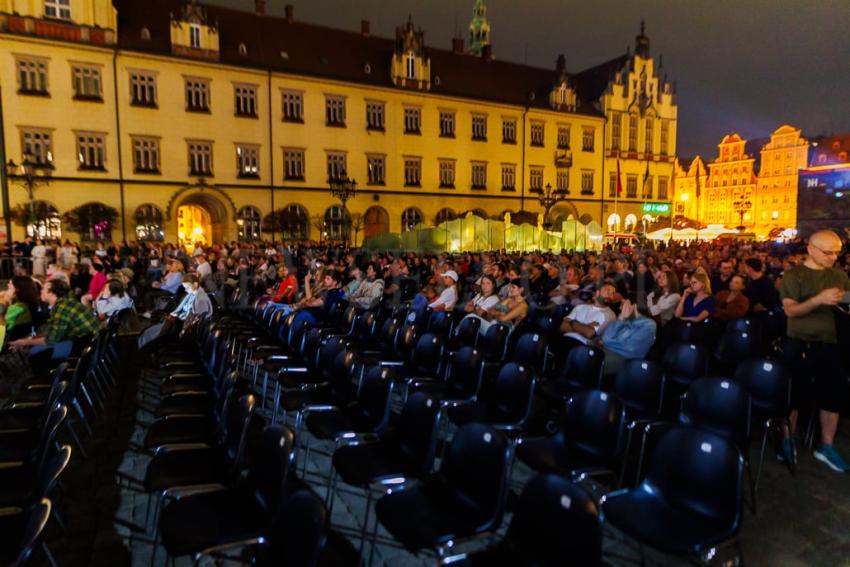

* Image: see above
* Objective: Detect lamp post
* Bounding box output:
[328,176,357,245]
[6,150,52,239]
[733,198,752,231]
[531,183,567,229]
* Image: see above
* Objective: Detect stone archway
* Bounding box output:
[363,205,390,241]
[171,191,231,246]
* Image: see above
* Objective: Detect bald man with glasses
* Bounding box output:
[779,229,850,472]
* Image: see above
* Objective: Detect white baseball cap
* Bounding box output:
[444,270,459,282]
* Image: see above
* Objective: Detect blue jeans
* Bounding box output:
[30,340,73,361]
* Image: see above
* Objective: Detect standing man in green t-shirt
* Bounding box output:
[779,229,850,472]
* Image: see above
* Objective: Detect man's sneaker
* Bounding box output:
[814,444,850,472]
[777,437,797,466]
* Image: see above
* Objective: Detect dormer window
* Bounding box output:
[406,51,416,80]
[44,0,71,21]
[189,24,201,48]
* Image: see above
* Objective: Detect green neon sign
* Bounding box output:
[642,203,671,214]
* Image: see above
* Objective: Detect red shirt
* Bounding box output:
[272,275,297,303]
[88,271,107,298]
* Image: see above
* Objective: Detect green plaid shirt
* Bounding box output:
[45,297,102,344]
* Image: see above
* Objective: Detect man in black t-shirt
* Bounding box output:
[743,258,779,313]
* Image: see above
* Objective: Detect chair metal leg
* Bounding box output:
[65,421,88,461]
[367,489,381,567]
[52,508,66,534]
[359,489,374,561]
[73,399,94,438]
[272,383,281,424]
[42,542,59,567]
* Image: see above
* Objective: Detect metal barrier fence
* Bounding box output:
[0,257,33,279]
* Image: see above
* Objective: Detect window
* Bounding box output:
[582,127,595,152]
[75,131,106,170]
[472,114,487,141]
[529,166,544,191]
[367,154,385,185]
[237,206,261,241]
[642,175,653,199]
[283,149,305,180]
[135,204,164,241]
[20,128,53,165]
[366,101,385,130]
[132,136,160,173]
[404,158,422,187]
[439,111,455,137]
[76,203,113,242]
[234,84,257,117]
[401,208,423,232]
[557,168,569,192]
[188,140,213,176]
[657,177,668,199]
[189,23,201,49]
[324,206,350,241]
[326,152,347,182]
[660,119,670,156]
[439,160,455,188]
[236,144,260,177]
[557,126,570,149]
[611,112,621,150]
[608,172,618,197]
[501,164,516,191]
[406,51,416,80]
[404,107,421,134]
[530,122,545,146]
[44,0,71,20]
[279,204,309,240]
[471,162,487,190]
[628,114,638,151]
[502,119,517,143]
[581,170,594,195]
[325,95,346,126]
[435,208,457,224]
[185,78,210,112]
[71,64,102,100]
[644,116,654,154]
[16,56,48,94]
[130,71,157,106]
[626,174,637,198]
[282,90,303,122]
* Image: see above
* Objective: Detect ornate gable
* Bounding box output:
[391,16,431,90]
[170,0,219,61]
[549,54,576,111]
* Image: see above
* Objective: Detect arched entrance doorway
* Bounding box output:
[363,206,389,241]
[173,192,230,249]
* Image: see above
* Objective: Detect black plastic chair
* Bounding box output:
[0,442,72,510]
[450,316,481,351]
[481,323,511,365]
[249,490,328,567]
[538,345,604,402]
[662,342,708,387]
[458,474,602,567]
[517,390,626,485]
[610,359,665,422]
[511,331,549,376]
[157,425,296,560]
[371,423,511,558]
[713,329,760,376]
[0,498,54,566]
[680,377,752,452]
[447,362,535,432]
[408,346,484,404]
[601,426,744,560]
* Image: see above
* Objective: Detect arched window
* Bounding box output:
[23,201,61,239]
[435,208,457,224]
[237,206,261,241]
[134,204,164,241]
[469,208,488,219]
[406,51,416,80]
[401,207,423,232]
[624,213,637,232]
[278,204,309,241]
[607,213,621,232]
[67,202,117,242]
[324,206,350,241]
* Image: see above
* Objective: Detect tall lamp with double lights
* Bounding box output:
[733,197,752,232]
[531,182,568,229]
[328,176,357,246]
[6,150,52,241]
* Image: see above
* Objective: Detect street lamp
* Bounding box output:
[733,198,752,231]
[531,182,568,229]
[6,151,52,241]
[328,175,357,245]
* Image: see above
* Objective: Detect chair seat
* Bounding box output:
[447,403,513,428]
[374,480,488,552]
[159,487,270,557]
[332,439,420,487]
[305,408,374,441]
[143,415,217,449]
[602,487,733,555]
[516,436,604,477]
[262,358,295,373]
[536,379,580,403]
[160,376,213,396]
[144,447,232,492]
[155,393,217,418]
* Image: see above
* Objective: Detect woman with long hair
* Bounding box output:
[647,270,681,326]
[0,276,40,341]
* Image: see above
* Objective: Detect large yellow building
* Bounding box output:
[0,0,676,245]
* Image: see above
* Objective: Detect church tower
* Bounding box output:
[467,0,491,56]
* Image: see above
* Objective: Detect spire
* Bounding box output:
[467,0,491,56]
[635,19,650,58]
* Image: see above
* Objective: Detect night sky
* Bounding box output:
[210,0,850,158]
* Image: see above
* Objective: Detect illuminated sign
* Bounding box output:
[642,202,671,214]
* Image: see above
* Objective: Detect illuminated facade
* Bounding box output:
[0,0,676,244]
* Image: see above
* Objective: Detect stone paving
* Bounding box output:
[44,344,850,566]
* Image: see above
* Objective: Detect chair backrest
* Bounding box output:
[248,425,296,517]
[317,338,348,380]
[223,393,257,472]
[666,318,714,345]
[491,362,535,426]
[680,377,751,449]
[301,328,325,368]
[481,323,511,363]
[266,490,328,567]
[35,444,72,502]
[558,345,604,391]
[354,310,377,341]
[444,347,484,400]
[379,316,402,351]
[562,390,626,463]
[508,474,602,566]
[611,359,665,420]
[714,329,759,367]
[441,423,510,529]
[428,310,455,337]
[662,342,708,385]
[356,366,395,433]
[644,426,743,536]
[34,403,68,471]
[394,323,419,359]
[12,499,52,566]
[733,357,791,416]
[452,316,481,350]
[396,391,442,475]
[411,333,444,376]
[512,332,548,376]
